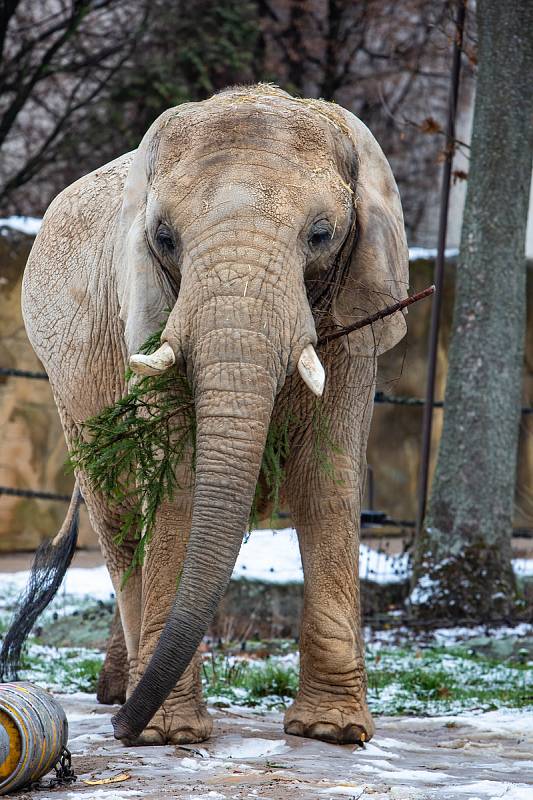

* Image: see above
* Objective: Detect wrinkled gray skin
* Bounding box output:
[22,86,408,747]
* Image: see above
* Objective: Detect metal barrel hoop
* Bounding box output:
[0,682,69,795]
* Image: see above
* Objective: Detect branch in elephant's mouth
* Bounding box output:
[67,333,340,585]
[317,284,435,346]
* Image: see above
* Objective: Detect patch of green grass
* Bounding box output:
[202,656,298,709]
[19,644,104,693]
[245,661,299,699]
[366,645,533,715]
[201,645,532,716]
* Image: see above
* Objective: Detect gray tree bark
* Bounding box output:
[412,0,533,622]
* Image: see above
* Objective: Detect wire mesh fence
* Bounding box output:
[1,363,532,597]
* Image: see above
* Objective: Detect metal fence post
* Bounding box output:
[416,0,467,536]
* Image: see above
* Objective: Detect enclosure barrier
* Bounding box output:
[1,365,532,525]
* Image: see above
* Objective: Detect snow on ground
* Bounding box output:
[30,693,533,800]
[437,708,533,736]
[430,621,533,645]
[1,528,530,599]
[513,557,533,577]
[1,528,411,594]
[211,736,288,760]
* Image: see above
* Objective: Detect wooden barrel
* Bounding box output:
[0,682,68,795]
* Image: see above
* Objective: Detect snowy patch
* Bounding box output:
[361,765,450,782]
[0,215,42,235]
[409,573,438,605]
[0,530,411,591]
[212,736,288,759]
[188,794,227,800]
[373,736,429,753]
[15,642,104,694]
[235,528,302,583]
[513,558,533,577]
[432,622,533,645]
[441,708,533,737]
[227,528,409,584]
[362,740,400,758]
[174,756,215,773]
[44,792,143,800]
[408,246,459,261]
[454,781,533,798]
[1,565,116,601]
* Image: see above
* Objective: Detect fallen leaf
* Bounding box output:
[83,772,130,785]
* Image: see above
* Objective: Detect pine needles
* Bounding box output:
[69,332,340,584]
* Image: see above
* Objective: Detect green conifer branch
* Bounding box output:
[69,330,341,584]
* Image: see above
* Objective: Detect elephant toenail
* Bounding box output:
[307,722,340,743]
[284,720,305,737]
[343,723,367,744]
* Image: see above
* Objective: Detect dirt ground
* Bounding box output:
[11,692,531,800]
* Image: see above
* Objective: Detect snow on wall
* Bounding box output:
[0,218,460,264]
[0,216,42,235]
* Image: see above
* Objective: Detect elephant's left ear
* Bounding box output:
[331,108,409,357]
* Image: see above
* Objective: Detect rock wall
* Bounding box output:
[1,228,532,550]
[0,229,94,550]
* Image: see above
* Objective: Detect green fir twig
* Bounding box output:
[69,330,341,584]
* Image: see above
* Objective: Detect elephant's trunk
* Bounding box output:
[112,331,279,740]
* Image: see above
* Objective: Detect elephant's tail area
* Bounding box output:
[0,483,82,680]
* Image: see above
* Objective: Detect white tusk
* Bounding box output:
[129,342,176,376]
[297,344,325,397]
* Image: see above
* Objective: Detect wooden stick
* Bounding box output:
[317,284,435,346]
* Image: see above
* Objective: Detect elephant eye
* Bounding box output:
[156,224,175,251]
[308,221,333,248]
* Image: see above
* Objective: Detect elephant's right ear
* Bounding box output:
[116,114,177,356]
[331,108,409,357]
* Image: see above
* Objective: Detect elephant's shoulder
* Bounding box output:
[40,151,135,240]
[23,151,136,340]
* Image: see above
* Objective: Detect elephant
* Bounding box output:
[13,84,409,747]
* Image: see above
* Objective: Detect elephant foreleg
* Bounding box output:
[75,476,143,702]
[53,403,143,704]
[284,499,374,744]
[283,365,376,745]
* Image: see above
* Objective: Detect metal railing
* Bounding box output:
[1,364,532,540]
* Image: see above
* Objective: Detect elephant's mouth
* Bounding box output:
[129,339,325,397]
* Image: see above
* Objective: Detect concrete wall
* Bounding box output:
[0,230,94,550]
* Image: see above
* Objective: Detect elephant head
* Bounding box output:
[112,86,408,741]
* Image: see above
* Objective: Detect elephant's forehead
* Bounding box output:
[155,100,337,174]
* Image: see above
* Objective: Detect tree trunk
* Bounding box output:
[412,0,533,622]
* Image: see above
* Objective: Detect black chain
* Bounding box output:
[29,746,76,791]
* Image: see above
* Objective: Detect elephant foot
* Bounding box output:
[133,704,213,746]
[284,697,374,745]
